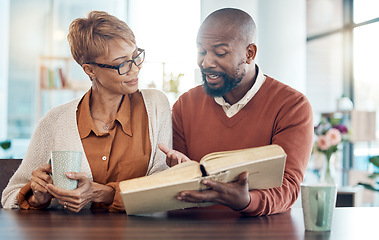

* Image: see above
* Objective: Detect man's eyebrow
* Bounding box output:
[196,43,229,49]
[212,43,229,48]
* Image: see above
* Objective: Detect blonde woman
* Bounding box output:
[2,11,171,212]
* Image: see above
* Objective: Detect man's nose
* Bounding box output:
[200,54,216,69]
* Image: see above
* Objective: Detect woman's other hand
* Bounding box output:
[45,172,115,212]
[29,164,53,207]
[158,143,191,167]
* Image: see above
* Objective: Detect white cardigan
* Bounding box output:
[1,89,172,209]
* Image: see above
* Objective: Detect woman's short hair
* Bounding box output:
[67,11,136,65]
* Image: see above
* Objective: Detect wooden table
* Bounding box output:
[0,207,377,240]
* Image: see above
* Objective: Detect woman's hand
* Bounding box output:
[29,164,53,207]
[45,172,115,212]
[158,143,191,167]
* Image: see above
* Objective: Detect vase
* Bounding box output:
[320,153,336,184]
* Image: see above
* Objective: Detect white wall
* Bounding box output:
[200,0,258,22]
[257,0,306,93]
[0,0,9,139]
[200,0,306,93]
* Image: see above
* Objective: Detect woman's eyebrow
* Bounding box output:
[112,56,128,62]
[112,48,138,62]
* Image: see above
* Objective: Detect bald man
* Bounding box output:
[159,8,313,216]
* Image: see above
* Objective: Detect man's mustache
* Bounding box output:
[201,68,225,76]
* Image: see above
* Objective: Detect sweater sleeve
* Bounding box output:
[1,99,88,210]
[17,182,51,210]
[143,89,171,176]
[1,114,53,209]
[240,95,313,216]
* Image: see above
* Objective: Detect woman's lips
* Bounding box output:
[124,78,138,85]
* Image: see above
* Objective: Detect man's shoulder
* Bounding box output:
[180,85,205,98]
[176,85,208,104]
[261,76,312,116]
[263,76,308,101]
[172,85,211,113]
[264,76,300,93]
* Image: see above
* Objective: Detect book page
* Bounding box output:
[200,145,287,190]
[200,144,286,174]
[120,160,202,193]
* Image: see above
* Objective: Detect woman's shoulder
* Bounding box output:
[38,98,81,125]
[140,89,170,106]
[140,88,167,99]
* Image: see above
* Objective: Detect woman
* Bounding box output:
[1,11,171,212]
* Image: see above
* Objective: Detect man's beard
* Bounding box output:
[202,69,245,97]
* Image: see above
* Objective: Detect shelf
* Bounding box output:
[37,56,90,118]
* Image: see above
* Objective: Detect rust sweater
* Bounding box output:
[172,76,313,216]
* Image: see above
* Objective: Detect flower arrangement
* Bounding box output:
[314,117,349,158]
[314,116,349,183]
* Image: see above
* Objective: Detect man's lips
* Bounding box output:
[202,70,224,85]
[206,74,222,84]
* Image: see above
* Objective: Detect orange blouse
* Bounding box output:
[77,90,151,212]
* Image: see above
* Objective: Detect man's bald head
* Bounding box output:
[199,8,256,45]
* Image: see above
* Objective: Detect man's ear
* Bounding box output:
[246,43,257,64]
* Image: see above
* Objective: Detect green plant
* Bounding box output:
[0,140,11,150]
[358,156,379,192]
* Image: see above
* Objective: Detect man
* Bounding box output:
[159,8,313,216]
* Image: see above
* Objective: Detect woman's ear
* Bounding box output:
[246,43,257,64]
[82,64,96,80]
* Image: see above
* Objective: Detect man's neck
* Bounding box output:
[223,66,258,105]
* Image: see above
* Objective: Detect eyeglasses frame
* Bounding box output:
[86,48,145,75]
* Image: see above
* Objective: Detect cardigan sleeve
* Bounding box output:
[17,182,51,210]
[1,113,54,209]
[1,98,87,210]
[142,89,171,176]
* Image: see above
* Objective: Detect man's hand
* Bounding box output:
[46,172,115,212]
[177,171,251,211]
[158,143,191,167]
[29,164,53,207]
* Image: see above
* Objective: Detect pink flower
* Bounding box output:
[333,124,348,134]
[325,128,342,146]
[317,135,331,150]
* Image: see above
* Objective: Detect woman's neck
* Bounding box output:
[89,88,124,122]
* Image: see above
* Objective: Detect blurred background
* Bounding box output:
[1,0,379,205]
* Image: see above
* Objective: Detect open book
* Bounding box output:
[120,144,287,215]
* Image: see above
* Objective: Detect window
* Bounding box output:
[3,0,200,158]
[128,0,200,104]
[306,0,379,185]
